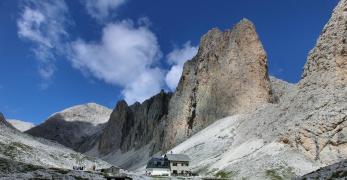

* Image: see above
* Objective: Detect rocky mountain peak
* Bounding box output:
[302,0,347,85]
[198,18,259,58]
[163,18,272,150]
[48,103,112,125]
[26,103,112,152]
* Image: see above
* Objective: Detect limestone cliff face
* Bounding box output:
[98,91,172,155]
[163,19,272,150]
[302,0,347,86]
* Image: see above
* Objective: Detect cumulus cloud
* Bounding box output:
[70,20,163,104]
[17,0,197,103]
[16,0,165,103]
[17,0,69,81]
[84,0,126,22]
[165,42,198,91]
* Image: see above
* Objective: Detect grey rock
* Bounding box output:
[0,157,107,180]
[98,90,172,155]
[26,103,111,153]
[298,159,347,179]
[269,76,295,103]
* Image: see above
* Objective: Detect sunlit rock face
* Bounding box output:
[163,19,272,150]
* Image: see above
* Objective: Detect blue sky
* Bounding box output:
[0,0,340,124]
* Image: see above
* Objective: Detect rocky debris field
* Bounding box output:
[0,157,108,180]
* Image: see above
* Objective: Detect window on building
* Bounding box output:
[173,162,177,166]
[173,170,178,175]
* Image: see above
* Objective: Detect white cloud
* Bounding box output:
[17,0,69,80]
[122,68,164,103]
[165,42,198,91]
[16,0,165,103]
[84,0,126,22]
[70,20,163,104]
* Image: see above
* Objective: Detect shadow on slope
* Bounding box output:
[26,114,106,153]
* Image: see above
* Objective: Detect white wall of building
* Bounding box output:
[146,168,171,176]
